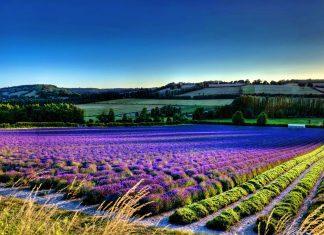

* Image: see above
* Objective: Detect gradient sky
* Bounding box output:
[1,0,324,88]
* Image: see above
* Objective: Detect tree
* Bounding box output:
[232,111,245,125]
[137,107,149,122]
[153,116,162,122]
[252,79,262,85]
[97,112,109,123]
[257,112,268,126]
[107,109,115,122]
[173,113,183,122]
[150,107,160,119]
[245,79,251,85]
[121,113,129,122]
[97,109,115,123]
[192,107,205,120]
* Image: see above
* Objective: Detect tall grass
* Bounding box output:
[287,204,324,235]
[257,204,324,235]
[0,181,164,235]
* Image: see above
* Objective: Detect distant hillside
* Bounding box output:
[0,85,78,99]
[0,84,153,103]
[68,87,136,95]
[178,86,242,97]
[177,83,323,98]
[242,84,322,95]
[0,79,323,104]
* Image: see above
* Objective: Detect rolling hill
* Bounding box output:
[0,85,78,99]
[178,83,323,97]
[0,80,323,104]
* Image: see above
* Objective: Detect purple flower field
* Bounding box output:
[0,125,323,214]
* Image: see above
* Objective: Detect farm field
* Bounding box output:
[242,84,322,95]
[178,84,323,97]
[178,86,241,97]
[0,125,323,234]
[77,98,233,120]
[202,118,324,126]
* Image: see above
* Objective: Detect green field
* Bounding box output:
[178,86,241,97]
[78,98,233,120]
[203,118,324,126]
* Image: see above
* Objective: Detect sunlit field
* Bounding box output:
[0,125,323,234]
[77,98,233,120]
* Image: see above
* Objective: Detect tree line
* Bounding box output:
[192,96,323,120]
[95,105,187,124]
[0,103,84,124]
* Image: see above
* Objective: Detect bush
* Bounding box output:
[169,208,198,224]
[206,209,239,230]
[240,182,256,193]
[200,198,219,213]
[192,107,205,120]
[257,112,268,126]
[187,203,209,218]
[83,189,106,205]
[232,111,245,125]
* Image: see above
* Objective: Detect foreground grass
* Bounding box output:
[0,183,190,235]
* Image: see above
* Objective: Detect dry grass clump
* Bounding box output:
[289,204,324,235]
[257,204,324,235]
[0,181,182,235]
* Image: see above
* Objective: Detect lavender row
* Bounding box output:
[0,125,323,214]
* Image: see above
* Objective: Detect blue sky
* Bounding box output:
[1,0,324,88]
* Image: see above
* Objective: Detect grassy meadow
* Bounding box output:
[77,98,233,120]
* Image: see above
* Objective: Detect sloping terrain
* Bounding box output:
[178,86,241,97]
[242,84,322,95]
[0,84,78,98]
[178,84,322,97]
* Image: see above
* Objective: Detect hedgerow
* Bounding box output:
[205,152,323,230]
[255,158,324,234]
[168,146,323,225]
